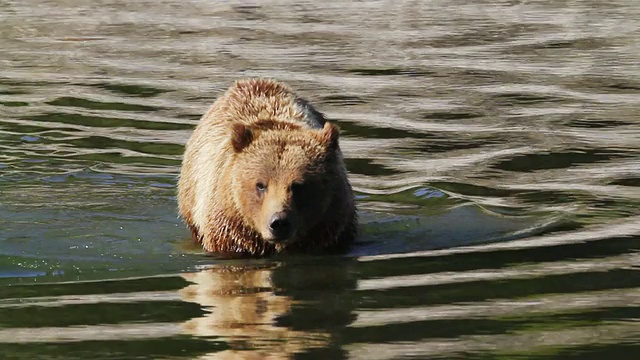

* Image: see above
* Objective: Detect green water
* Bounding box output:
[1,1,640,359]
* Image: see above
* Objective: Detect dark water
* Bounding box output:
[1,0,640,358]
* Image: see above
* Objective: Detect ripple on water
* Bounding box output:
[1,0,640,358]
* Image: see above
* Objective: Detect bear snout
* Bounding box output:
[268,211,292,241]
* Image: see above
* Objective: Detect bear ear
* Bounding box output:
[318,122,340,151]
[230,123,255,153]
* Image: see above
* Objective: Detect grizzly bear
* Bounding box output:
[177,78,357,256]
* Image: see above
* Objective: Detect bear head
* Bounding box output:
[229,121,341,245]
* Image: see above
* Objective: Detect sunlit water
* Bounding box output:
[1,1,639,359]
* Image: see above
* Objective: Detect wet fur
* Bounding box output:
[178,78,357,256]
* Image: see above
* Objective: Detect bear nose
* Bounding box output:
[269,212,291,240]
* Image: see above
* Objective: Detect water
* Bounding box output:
[1,0,639,358]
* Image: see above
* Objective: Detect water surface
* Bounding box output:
[1,1,639,359]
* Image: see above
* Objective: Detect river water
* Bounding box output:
[1,1,639,359]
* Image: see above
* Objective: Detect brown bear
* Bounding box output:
[177,78,357,256]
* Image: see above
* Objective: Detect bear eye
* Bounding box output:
[256,182,267,193]
[290,181,305,194]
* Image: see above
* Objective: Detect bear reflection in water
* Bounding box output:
[179,260,356,359]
